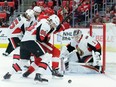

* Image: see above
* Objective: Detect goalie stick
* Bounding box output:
[56,0,84,31]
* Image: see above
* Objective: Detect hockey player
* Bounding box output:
[2,6,42,79]
[2,6,42,56]
[60,29,102,73]
[3,14,63,82]
[22,14,71,78]
[22,16,71,79]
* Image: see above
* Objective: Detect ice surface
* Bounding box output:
[0,48,116,87]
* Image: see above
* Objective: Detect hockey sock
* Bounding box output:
[5,42,14,54]
[26,66,35,74]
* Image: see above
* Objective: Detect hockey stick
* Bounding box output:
[69,62,102,73]
[69,62,93,66]
[56,0,84,31]
[47,63,54,73]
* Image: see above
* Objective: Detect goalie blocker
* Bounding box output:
[60,29,102,73]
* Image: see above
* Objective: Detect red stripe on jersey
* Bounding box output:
[12,28,22,34]
[32,30,36,35]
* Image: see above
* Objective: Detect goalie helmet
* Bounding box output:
[73,30,82,42]
[49,14,60,27]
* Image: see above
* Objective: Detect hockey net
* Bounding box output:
[90,23,116,74]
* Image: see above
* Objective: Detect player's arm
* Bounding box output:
[36,22,51,43]
[54,22,70,34]
[87,41,101,54]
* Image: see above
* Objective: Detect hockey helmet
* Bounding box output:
[49,14,60,27]
[25,9,34,18]
[33,6,42,13]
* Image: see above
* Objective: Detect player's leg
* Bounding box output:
[23,53,52,82]
[34,53,52,82]
[3,47,31,79]
[22,56,42,77]
[41,43,63,77]
[2,37,21,56]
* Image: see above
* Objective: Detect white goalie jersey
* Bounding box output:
[60,30,101,65]
[70,34,101,58]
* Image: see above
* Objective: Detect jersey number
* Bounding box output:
[10,19,19,29]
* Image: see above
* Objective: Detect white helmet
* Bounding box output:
[33,6,41,13]
[25,9,34,18]
[49,14,60,26]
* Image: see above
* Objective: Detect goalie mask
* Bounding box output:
[73,30,82,42]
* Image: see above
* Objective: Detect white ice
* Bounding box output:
[0,48,116,87]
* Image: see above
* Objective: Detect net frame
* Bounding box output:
[90,24,106,73]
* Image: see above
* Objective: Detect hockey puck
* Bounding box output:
[68,79,72,83]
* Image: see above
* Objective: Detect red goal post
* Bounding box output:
[90,24,106,73]
[90,23,116,73]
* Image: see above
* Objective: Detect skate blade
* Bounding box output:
[34,80,48,85]
[52,76,63,80]
[1,78,11,81]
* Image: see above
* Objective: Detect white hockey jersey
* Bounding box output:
[21,19,51,42]
[8,14,36,39]
[70,34,100,58]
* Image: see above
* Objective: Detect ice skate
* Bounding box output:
[52,68,63,77]
[34,73,48,82]
[2,52,9,56]
[3,72,11,79]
